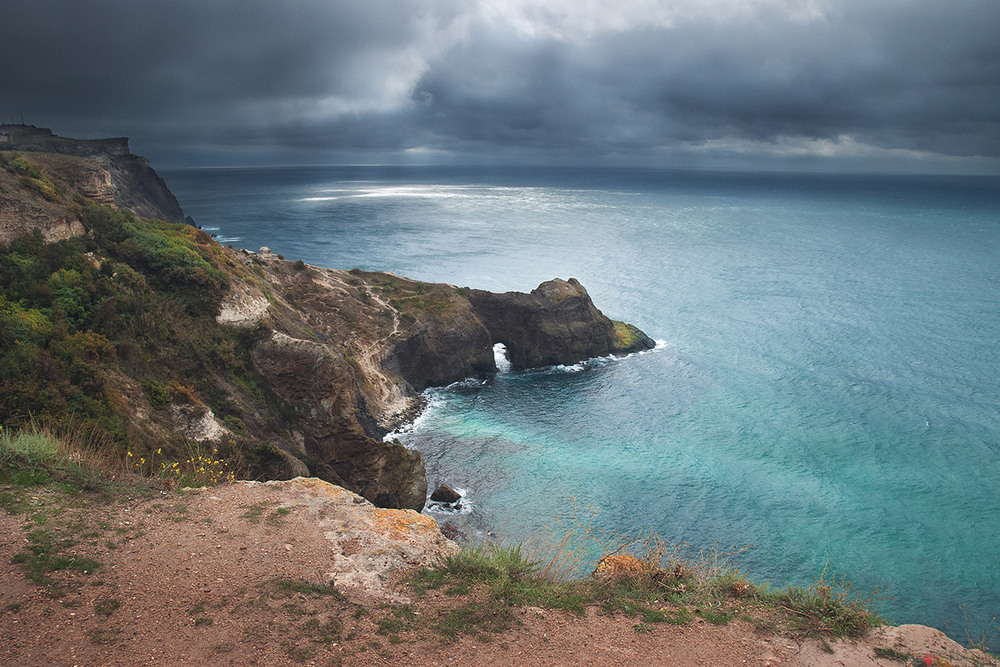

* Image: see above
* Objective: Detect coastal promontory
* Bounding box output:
[0,128,654,510]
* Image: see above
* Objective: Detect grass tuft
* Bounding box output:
[874,646,913,662]
[774,565,885,638]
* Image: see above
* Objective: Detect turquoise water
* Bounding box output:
[165,166,1000,645]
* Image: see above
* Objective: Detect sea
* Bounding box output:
[163,165,1000,647]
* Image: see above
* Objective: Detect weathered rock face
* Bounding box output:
[104,153,185,224]
[382,282,496,391]
[256,477,458,598]
[249,330,428,511]
[468,278,655,369]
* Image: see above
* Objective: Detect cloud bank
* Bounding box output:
[4,0,999,171]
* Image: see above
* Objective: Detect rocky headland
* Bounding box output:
[0,124,184,228]
[0,127,654,511]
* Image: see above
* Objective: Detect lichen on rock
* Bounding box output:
[260,477,458,599]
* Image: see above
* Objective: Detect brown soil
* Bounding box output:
[1,481,995,667]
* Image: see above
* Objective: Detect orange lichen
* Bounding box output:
[373,508,440,541]
[592,553,653,579]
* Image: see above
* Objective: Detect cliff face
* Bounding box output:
[0,125,185,225]
[0,133,655,511]
[104,153,185,224]
[468,278,655,369]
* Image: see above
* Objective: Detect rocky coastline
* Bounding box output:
[0,128,655,511]
[2,130,996,666]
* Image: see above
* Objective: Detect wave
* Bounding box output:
[534,339,668,375]
[424,487,474,516]
[383,392,446,443]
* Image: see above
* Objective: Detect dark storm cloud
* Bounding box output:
[2,0,465,153]
[3,0,999,169]
[409,2,1000,163]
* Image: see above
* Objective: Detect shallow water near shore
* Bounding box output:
[165,165,1000,647]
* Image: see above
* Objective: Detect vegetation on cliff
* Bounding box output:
[0,200,291,480]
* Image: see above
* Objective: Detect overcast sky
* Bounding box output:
[4,0,999,172]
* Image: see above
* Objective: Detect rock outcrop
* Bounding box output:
[468,278,656,369]
[0,124,185,225]
[430,484,462,504]
[258,477,458,598]
[377,274,655,391]
[232,263,654,511]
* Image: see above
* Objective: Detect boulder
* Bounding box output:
[430,484,462,504]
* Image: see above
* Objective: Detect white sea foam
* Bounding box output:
[531,340,666,375]
[382,391,447,443]
[425,487,473,516]
[493,342,512,373]
[553,363,586,373]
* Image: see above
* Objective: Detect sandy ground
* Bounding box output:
[1,480,995,667]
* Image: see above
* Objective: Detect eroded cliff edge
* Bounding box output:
[0,137,654,512]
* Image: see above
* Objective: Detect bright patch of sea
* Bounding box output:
[165,166,1000,647]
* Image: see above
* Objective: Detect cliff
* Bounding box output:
[0,136,655,511]
[2,468,993,666]
[0,124,185,225]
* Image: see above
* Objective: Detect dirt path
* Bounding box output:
[1,480,994,667]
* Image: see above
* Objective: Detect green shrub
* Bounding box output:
[7,158,63,202]
[81,201,228,301]
[776,570,885,637]
[0,427,62,482]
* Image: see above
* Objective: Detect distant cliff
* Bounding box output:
[0,131,654,511]
[0,124,184,225]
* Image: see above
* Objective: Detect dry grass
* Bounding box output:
[420,505,886,644]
